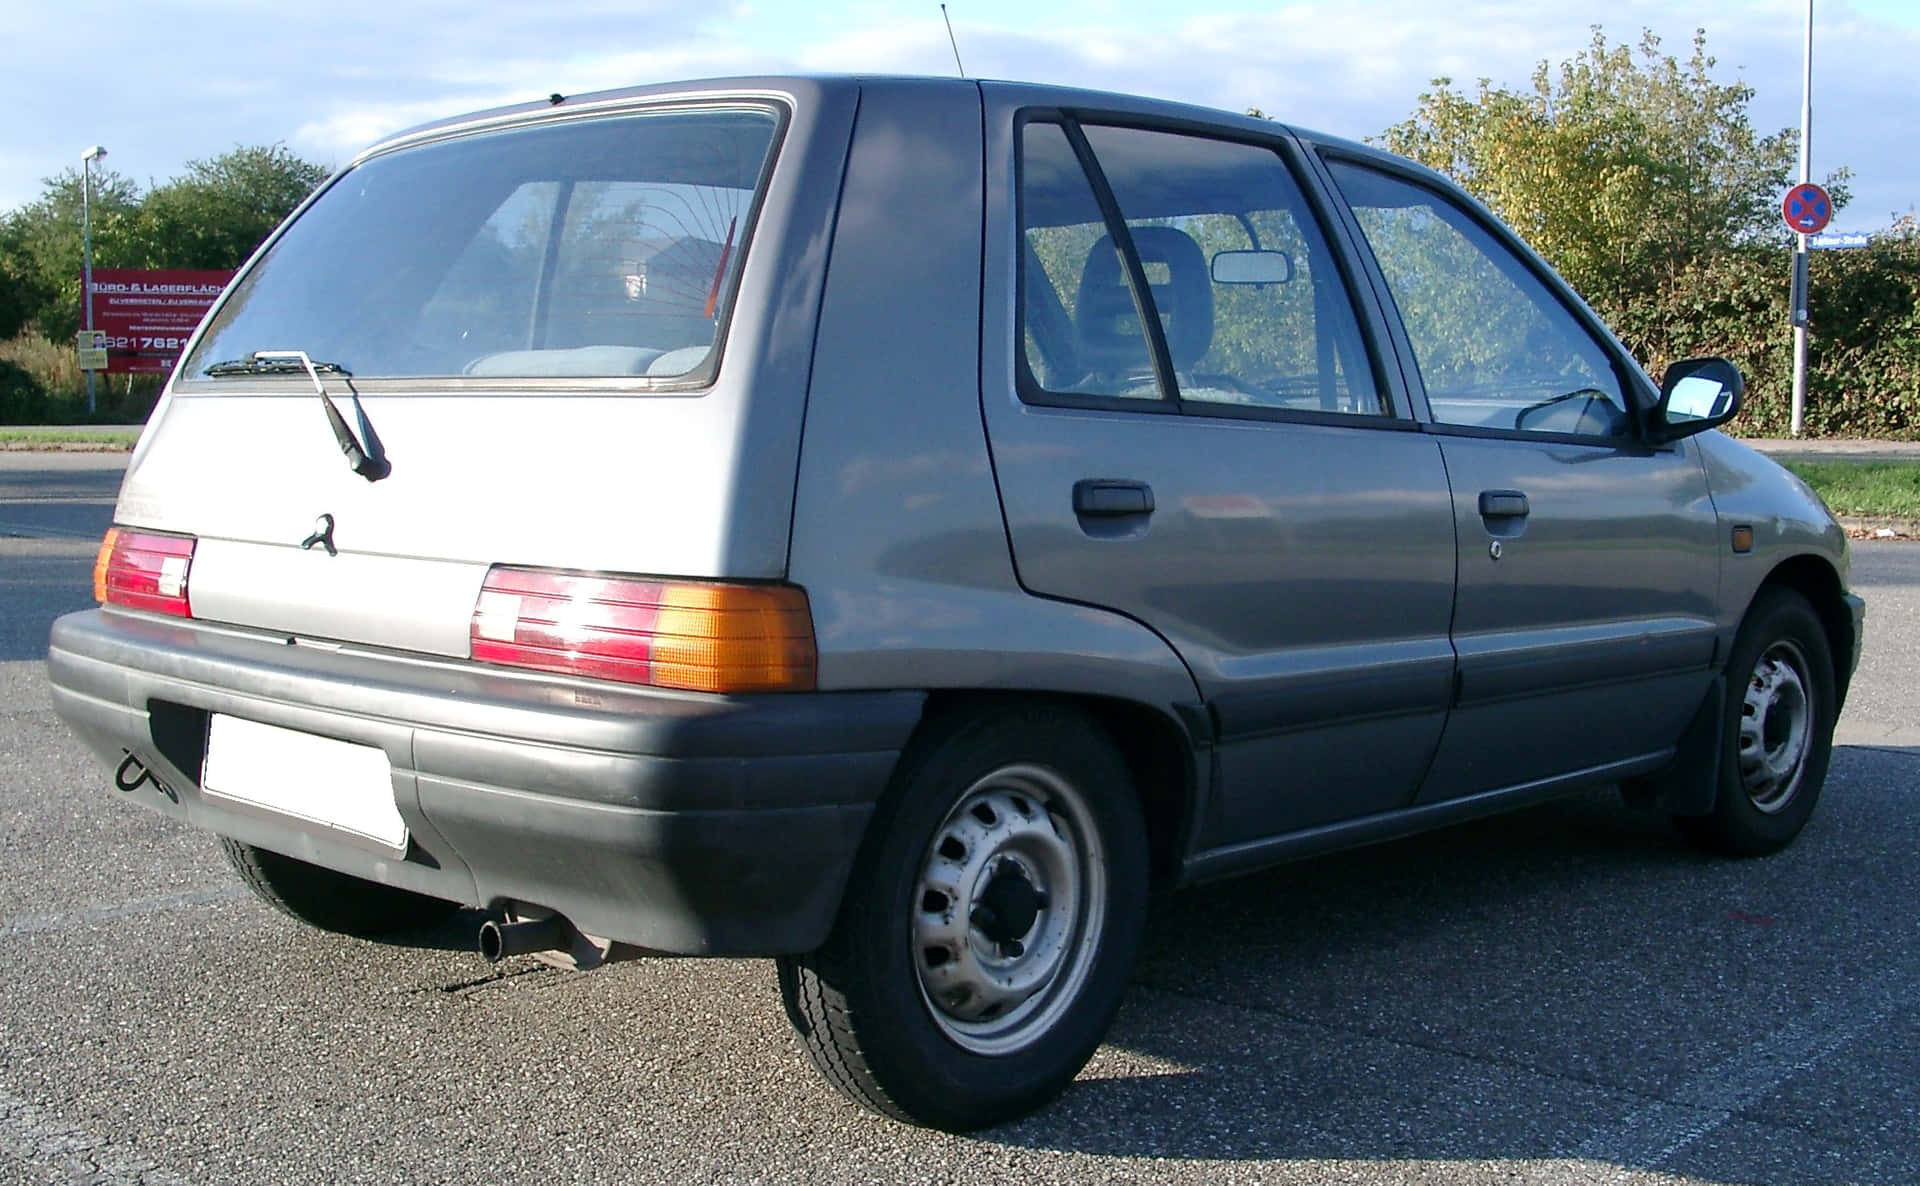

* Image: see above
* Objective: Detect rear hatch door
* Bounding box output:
[118,83,856,657]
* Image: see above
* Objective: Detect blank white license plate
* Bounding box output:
[201,715,408,855]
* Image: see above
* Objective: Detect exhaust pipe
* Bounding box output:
[478,914,569,963]
[477,906,656,970]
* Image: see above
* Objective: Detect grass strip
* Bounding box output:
[0,429,139,450]
[1781,460,1920,518]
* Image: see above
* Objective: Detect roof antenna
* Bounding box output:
[940,4,966,78]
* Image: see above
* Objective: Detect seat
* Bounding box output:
[1073,227,1213,394]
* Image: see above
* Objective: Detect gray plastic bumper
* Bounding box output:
[47,608,924,955]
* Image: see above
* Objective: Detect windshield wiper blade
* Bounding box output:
[249,350,390,482]
[204,356,349,377]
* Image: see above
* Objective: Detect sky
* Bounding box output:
[3,0,1915,234]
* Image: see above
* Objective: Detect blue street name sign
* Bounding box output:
[1808,231,1870,250]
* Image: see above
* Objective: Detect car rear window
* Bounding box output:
[181,104,782,384]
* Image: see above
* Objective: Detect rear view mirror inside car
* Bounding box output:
[1210,249,1292,285]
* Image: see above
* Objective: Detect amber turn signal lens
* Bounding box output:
[648,581,817,693]
[92,528,118,604]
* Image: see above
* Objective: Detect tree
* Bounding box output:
[1376,27,1848,313]
[0,144,327,340]
[0,165,141,342]
[134,144,330,270]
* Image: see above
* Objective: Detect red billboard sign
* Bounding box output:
[86,268,235,374]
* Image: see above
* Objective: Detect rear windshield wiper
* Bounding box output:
[204,355,350,378]
[218,350,389,482]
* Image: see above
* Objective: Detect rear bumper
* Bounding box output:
[47,608,924,955]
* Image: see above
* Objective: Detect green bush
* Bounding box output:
[0,358,50,423]
[0,331,80,400]
[1600,235,1920,439]
[0,333,163,425]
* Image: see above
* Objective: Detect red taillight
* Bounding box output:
[94,527,196,617]
[470,566,816,693]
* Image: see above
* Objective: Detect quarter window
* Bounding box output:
[1020,121,1160,399]
[1328,162,1629,437]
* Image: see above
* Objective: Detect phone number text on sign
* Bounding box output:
[92,335,194,352]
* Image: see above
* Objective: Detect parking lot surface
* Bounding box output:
[2,452,1915,1185]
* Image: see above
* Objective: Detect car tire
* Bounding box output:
[220,837,458,937]
[1675,589,1837,857]
[776,705,1149,1131]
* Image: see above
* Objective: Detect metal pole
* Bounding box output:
[81,157,95,416]
[1789,0,1813,437]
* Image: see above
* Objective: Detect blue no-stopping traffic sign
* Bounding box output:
[1783,183,1833,235]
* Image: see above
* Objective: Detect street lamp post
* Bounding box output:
[81,144,107,416]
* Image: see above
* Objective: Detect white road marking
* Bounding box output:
[1572,968,1907,1169]
[0,519,102,540]
[0,886,246,940]
[0,1086,194,1186]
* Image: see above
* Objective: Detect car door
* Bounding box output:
[978,92,1458,853]
[1321,153,1723,803]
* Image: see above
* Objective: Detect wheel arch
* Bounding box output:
[1754,553,1856,709]
[911,690,1200,891]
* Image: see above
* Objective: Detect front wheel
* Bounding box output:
[1676,589,1837,857]
[778,706,1148,1131]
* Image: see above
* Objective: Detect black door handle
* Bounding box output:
[1478,490,1530,519]
[1073,479,1155,517]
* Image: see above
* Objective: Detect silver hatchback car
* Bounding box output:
[49,76,1864,1130]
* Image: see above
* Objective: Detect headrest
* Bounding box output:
[1075,227,1212,374]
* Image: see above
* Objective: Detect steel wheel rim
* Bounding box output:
[911,763,1107,1056]
[1739,638,1814,814]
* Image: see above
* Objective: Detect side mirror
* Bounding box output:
[1211,250,1292,285]
[1651,356,1743,442]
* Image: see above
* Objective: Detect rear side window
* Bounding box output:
[183,105,781,383]
[1017,118,1381,416]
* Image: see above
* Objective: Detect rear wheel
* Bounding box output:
[1676,589,1836,857]
[777,705,1148,1131]
[220,838,458,937]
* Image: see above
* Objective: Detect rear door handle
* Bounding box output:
[1073,479,1155,518]
[1477,490,1530,519]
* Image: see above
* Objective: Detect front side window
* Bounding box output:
[1018,119,1381,416]
[184,105,781,383]
[1327,161,1629,437]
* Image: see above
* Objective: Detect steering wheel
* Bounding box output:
[1514,387,1607,432]
[1188,371,1274,403]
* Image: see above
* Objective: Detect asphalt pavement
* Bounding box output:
[1,452,1916,1185]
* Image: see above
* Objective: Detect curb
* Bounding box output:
[1744,439,1920,462]
[1837,516,1919,540]
[8,431,1918,455]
